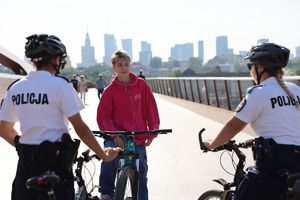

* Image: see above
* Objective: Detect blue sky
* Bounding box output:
[1,0,300,65]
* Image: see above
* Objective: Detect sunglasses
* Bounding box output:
[247,63,255,71]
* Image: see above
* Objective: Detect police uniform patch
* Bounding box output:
[235,98,247,112]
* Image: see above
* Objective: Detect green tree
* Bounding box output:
[188,57,202,72]
[170,60,180,68]
[150,56,162,68]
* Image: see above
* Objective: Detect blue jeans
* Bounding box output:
[99,139,148,200]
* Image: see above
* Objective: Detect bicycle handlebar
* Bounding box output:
[198,128,254,153]
[92,129,172,138]
[79,149,101,162]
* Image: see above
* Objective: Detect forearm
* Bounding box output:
[210,116,246,150]
[0,121,18,147]
[74,124,109,161]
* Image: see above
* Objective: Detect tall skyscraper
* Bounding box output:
[170,43,194,61]
[216,36,228,56]
[139,41,152,66]
[257,38,269,45]
[198,41,204,63]
[296,46,300,58]
[77,32,96,68]
[103,34,117,66]
[121,39,133,59]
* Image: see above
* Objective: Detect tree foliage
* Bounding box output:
[150,56,162,68]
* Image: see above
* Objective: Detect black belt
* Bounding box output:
[272,142,300,153]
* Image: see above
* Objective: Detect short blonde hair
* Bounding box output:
[111,50,131,64]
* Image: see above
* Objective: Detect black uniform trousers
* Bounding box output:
[12,143,74,200]
[234,143,300,200]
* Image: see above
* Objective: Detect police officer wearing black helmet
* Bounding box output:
[203,43,300,200]
[0,34,120,200]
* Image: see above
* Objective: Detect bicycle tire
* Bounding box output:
[114,166,138,200]
[74,186,88,200]
[198,190,223,200]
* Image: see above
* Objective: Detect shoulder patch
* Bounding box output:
[235,98,247,112]
[7,79,20,91]
[55,75,71,83]
[247,85,263,94]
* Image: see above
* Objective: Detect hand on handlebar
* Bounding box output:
[145,139,153,147]
[203,139,214,151]
[103,147,122,162]
[113,136,124,150]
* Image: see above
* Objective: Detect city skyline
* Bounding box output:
[1,0,300,66]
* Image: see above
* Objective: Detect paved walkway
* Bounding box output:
[0,89,255,200]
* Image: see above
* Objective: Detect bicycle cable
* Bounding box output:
[219,150,237,176]
[83,159,97,193]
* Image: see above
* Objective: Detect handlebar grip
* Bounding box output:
[198,128,209,152]
[158,129,172,133]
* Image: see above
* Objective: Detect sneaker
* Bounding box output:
[100,194,112,200]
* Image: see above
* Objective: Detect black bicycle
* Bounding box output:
[198,128,300,200]
[93,129,172,200]
[26,149,100,200]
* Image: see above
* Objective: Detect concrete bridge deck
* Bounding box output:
[0,89,255,200]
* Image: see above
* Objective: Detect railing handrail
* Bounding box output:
[147,76,300,81]
[147,76,300,111]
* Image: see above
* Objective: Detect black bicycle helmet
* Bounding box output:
[245,43,290,69]
[25,34,67,62]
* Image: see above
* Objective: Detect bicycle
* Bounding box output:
[26,149,100,200]
[93,129,172,200]
[198,128,300,200]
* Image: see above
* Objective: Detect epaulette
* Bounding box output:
[56,75,71,83]
[247,85,263,94]
[7,79,20,91]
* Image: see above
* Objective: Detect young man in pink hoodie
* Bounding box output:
[97,50,160,200]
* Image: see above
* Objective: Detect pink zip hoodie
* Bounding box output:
[97,72,160,145]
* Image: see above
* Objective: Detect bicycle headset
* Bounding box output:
[244,43,290,84]
[25,34,67,74]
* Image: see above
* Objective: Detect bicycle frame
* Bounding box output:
[198,128,253,199]
[93,129,172,200]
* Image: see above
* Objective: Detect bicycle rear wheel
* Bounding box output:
[114,166,138,200]
[198,190,223,200]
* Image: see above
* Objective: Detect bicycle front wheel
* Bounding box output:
[114,166,138,200]
[198,190,223,200]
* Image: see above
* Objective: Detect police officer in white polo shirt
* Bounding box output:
[0,34,120,200]
[203,43,300,200]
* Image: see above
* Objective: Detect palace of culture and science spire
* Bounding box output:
[77,32,97,68]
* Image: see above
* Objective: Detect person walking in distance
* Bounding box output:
[70,74,79,93]
[78,75,88,104]
[97,50,160,200]
[138,69,145,80]
[0,34,120,200]
[203,43,300,200]
[95,73,107,99]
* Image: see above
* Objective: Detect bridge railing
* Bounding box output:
[147,76,300,111]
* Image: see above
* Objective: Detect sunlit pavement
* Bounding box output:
[0,88,254,200]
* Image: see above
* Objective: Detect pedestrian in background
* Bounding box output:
[138,69,146,80]
[95,73,107,99]
[78,75,88,104]
[70,74,79,93]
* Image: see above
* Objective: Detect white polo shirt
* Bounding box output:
[0,71,84,144]
[234,77,300,145]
